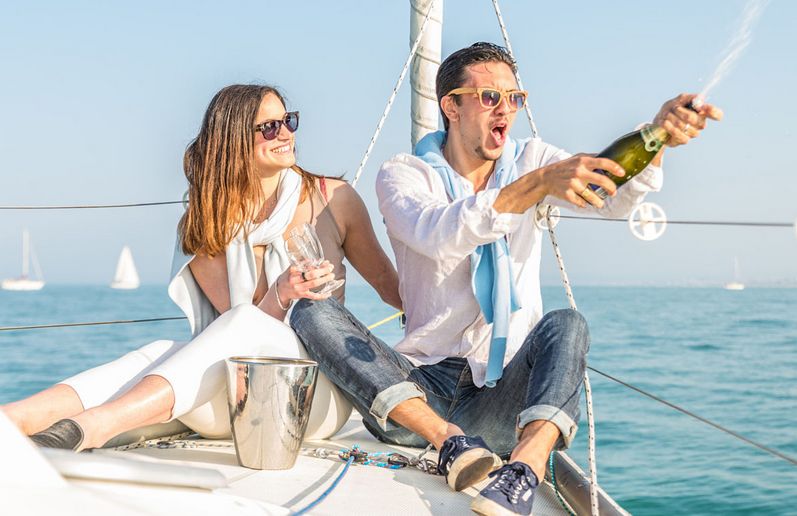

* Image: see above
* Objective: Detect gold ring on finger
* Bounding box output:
[683,123,691,135]
[580,186,592,199]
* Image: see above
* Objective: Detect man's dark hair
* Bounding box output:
[435,42,517,130]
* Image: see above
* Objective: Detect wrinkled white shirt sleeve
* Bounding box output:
[376,154,523,262]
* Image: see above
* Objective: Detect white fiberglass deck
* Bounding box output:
[95,414,571,515]
[1,411,575,515]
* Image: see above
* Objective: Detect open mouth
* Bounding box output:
[490,120,508,146]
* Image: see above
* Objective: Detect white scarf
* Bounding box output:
[226,169,301,308]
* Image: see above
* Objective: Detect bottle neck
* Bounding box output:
[641,124,669,152]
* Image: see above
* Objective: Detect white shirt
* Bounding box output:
[376,137,663,387]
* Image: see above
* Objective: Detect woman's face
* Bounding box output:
[253,92,296,175]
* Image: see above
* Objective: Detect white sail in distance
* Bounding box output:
[1,229,45,291]
[110,245,140,290]
[724,257,745,291]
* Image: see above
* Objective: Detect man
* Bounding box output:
[292,42,721,515]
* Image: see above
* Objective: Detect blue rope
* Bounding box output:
[292,455,355,516]
[549,452,576,516]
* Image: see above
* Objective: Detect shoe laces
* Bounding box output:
[440,435,477,474]
[488,463,533,504]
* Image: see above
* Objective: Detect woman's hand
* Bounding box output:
[276,261,337,305]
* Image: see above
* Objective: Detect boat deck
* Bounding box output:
[88,414,573,515]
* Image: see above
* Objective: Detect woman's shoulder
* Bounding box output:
[314,177,365,233]
[318,177,360,204]
[318,176,350,192]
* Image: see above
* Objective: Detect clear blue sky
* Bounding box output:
[1,0,795,286]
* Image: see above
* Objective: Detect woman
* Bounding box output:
[1,84,401,451]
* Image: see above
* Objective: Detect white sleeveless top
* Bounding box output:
[167,170,301,338]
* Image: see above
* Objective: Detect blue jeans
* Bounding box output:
[290,298,589,455]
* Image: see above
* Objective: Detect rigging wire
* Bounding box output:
[587,365,797,468]
[3,309,796,471]
[557,214,793,229]
[0,201,183,210]
[490,0,539,138]
[0,200,793,232]
[0,316,186,332]
[350,0,437,188]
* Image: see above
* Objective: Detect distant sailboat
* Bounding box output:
[110,246,140,290]
[2,229,45,291]
[724,257,745,291]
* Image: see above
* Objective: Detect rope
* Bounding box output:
[350,0,437,188]
[111,431,196,451]
[291,455,356,516]
[587,366,797,468]
[0,201,182,210]
[548,452,577,516]
[546,206,600,516]
[490,0,539,138]
[487,17,599,511]
[366,311,404,330]
[0,316,186,332]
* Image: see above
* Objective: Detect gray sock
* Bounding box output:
[30,419,85,451]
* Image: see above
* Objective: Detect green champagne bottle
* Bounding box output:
[589,124,669,200]
[590,100,702,199]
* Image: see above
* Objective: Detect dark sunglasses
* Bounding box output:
[254,111,300,140]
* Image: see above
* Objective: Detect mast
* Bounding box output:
[21,229,29,279]
[410,0,442,148]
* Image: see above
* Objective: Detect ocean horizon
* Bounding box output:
[1,284,796,514]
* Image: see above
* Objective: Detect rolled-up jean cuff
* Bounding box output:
[369,381,427,431]
[516,404,578,450]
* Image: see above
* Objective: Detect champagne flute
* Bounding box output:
[284,223,345,295]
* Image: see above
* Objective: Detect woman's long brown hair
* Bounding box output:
[178,85,322,257]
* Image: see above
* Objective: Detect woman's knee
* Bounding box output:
[221,303,267,327]
[206,304,298,347]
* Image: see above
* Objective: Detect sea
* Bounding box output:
[1,284,795,515]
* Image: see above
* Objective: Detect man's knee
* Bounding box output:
[537,309,590,355]
[546,308,588,330]
[290,298,351,353]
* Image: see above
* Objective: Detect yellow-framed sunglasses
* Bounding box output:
[446,87,528,111]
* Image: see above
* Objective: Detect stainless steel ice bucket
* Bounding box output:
[225,356,318,470]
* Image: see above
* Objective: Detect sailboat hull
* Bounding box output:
[1,278,45,291]
[110,281,140,290]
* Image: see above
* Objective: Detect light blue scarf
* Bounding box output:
[414,131,523,387]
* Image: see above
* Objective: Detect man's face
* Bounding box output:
[447,61,520,162]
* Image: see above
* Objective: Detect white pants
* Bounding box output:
[61,305,352,444]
